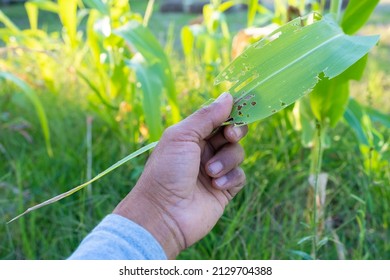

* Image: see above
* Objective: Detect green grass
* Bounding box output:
[0,1,389,260]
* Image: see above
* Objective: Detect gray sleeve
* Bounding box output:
[68,214,167,260]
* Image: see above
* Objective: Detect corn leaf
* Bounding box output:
[215,14,379,126]
[341,0,380,35]
[25,2,39,30]
[247,0,259,27]
[83,0,109,15]
[344,99,387,153]
[344,99,369,146]
[181,26,195,63]
[115,21,181,124]
[126,55,163,142]
[58,0,78,47]
[309,53,368,128]
[24,0,59,13]
[366,107,390,129]
[310,75,349,127]
[0,72,52,156]
[0,10,20,33]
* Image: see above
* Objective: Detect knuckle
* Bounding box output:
[194,104,218,128]
[163,123,200,143]
[163,125,179,141]
[197,104,213,117]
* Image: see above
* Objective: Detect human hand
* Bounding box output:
[113,92,248,259]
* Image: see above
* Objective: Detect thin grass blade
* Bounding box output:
[8,141,158,223]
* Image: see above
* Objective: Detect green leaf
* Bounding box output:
[126,55,163,142]
[344,98,370,146]
[181,26,195,61]
[115,21,165,64]
[0,72,53,157]
[25,2,39,30]
[293,97,316,147]
[344,99,386,156]
[339,54,368,81]
[83,0,109,15]
[114,21,181,123]
[308,53,368,129]
[25,0,59,13]
[310,74,349,127]
[215,14,379,126]
[218,1,235,13]
[288,250,314,260]
[58,0,78,47]
[366,107,390,129]
[341,0,380,35]
[247,0,259,27]
[0,10,20,33]
[77,69,118,110]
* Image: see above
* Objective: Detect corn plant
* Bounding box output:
[287,0,385,257]
[81,0,180,142]
[9,8,380,236]
[180,0,233,97]
[0,0,180,145]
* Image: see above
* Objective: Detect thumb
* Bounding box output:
[177,92,233,141]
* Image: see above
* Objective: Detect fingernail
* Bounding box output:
[215,92,229,102]
[208,161,223,175]
[215,175,228,188]
[232,126,242,139]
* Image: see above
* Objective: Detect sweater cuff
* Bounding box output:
[68,214,167,260]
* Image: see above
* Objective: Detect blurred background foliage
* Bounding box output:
[0,0,389,259]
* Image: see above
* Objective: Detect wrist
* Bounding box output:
[113,185,186,259]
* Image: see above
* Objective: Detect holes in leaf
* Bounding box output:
[244,94,255,100]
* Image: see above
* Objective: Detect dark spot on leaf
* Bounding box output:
[280,101,286,107]
[235,122,245,125]
[247,114,250,118]
[226,117,234,122]
[238,111,243,116]
[251,101,257,106]
[272,109,276,113]
[238,105,242,110]
[243,103,247,106]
